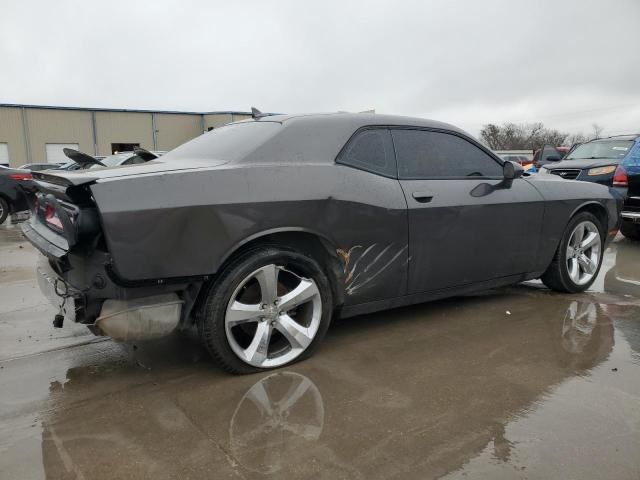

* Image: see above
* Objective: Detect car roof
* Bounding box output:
[244,112,465,133]
[229,112,474,166]
[588,134,640,143]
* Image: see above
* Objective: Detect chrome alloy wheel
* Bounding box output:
[566,220,601,286]
[225,264,322,368]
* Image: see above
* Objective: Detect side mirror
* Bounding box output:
[503,160,524,180]
[546,154,562,162]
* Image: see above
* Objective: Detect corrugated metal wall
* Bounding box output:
[26,108,94,163]
[0,107,249,167]
[94,111,154,155]
[0,107,27,167]
[204,113,233,130]
[231,114,252,122]
[155,114,202,151]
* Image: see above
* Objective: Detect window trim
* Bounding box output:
[335,126,398,179]
[390,126,505,181]
[337,125,505,181]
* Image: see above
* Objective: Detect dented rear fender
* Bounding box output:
[89,163,409,306]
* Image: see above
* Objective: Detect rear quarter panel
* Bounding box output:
[90,164,409,305]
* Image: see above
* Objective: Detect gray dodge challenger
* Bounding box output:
[22,112,622,373]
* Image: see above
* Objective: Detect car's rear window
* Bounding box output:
[161,121,280,163]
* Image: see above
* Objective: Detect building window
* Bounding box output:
[45,143,79,163]
[111,143,140,154]
[0,143,9,166]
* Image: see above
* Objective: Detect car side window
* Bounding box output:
[337,129,397,178]
[392,129,503,179]
[541,145,562,162]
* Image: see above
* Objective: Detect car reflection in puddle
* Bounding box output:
[230,372,324,475]
[561,301,599,354]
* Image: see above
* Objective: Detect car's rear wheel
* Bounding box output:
[541,212,604,293]
[620,221,640,241]
[199,246,333,374]
[0,197,9,225]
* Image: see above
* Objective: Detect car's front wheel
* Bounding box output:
[541,212,604,293]
[199,246,333,374]
[620,221,640,241]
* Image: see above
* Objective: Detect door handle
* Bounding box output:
[412,191,434,203]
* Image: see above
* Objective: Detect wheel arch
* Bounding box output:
[215,227,346,311]
[569,201,609,233]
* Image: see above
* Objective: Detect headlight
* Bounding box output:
[539,167,549,174]
[587,165,617,176]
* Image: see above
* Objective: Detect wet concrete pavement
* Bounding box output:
[1,219,640,479]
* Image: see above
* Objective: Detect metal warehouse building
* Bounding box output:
[0,104,254,168]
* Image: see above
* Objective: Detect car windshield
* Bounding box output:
[565,140,633,160]
[161,121,281,163]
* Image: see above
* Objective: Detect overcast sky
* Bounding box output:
[1,0,639,136]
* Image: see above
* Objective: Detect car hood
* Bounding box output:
[544,158,621,170]
[32,158,229,187]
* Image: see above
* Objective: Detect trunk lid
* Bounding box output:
[32,157,229,187]
[25,157,227,257]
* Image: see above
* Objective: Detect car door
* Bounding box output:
[335,128,410,303]
[392,128,544,294]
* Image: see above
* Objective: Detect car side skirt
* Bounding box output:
[339,272,535,319]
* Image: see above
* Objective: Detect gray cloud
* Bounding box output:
[1,0,639,136]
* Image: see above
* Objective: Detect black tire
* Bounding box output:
[0,197,9,225]
[199,245,333,374]
[620,222,640,241]
[541,212,605,293]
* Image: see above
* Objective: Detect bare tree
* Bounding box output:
[479,124,503,150]
[564,124,606,147]
[479,122,568,150]
[565,132,588,147]
[591,123,604,140]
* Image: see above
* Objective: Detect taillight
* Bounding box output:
[44,204,63,229]
[613,166,628,187]
[9,172,32,181]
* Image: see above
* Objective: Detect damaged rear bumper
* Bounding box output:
[36,254,184,342]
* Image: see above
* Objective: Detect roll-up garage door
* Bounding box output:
[0,143,9,166]
[45,143,79,163]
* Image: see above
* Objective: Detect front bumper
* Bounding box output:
[621,211,640,223]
